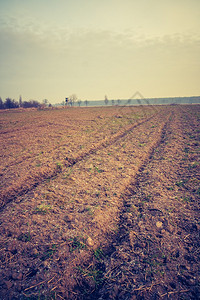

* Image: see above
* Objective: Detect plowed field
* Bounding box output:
[0,105,199,299]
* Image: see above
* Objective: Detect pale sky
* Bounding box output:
[0,0,200,103]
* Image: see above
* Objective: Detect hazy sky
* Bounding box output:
[0,0,200,103]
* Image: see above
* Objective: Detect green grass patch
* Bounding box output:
[69,237,87,252]
[17,232,31,242]
[41,244,57,261]
[34,203,52,215]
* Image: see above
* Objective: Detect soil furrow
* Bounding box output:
[0,112,158,209]
[88,106,200,300]
[0,111,171,299]
[0,105,199,300]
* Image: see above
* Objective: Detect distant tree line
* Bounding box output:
[0,97,46,110]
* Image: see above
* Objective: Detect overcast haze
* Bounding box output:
[0,0,200,104]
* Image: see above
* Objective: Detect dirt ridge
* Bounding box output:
[0,113,158,209]
[0,106,199,300]
[87,107,200,300]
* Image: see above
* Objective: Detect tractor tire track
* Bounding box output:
[0,109,174,299]
[0,112,159,209]
[87,107,200,300]
[19,112,172,298]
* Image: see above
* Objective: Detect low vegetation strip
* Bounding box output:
[0,105,199,299]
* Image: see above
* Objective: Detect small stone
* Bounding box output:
[32,248,38,256]
[86,237,94,247]
[43,261,49,267]
[156,221,163,228]
[138,221,143,227]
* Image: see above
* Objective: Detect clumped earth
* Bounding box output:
[0,105,199,299]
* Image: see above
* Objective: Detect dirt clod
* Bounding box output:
[156,221,163,228]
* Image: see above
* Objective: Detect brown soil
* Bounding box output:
[0,105,199,299]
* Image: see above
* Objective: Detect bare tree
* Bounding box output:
[19,95,22,107]
[104,95,109,105]
[84,100,89,107]
[43,99,48,106]
[69,94,77,106]
[77,99,82,107]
